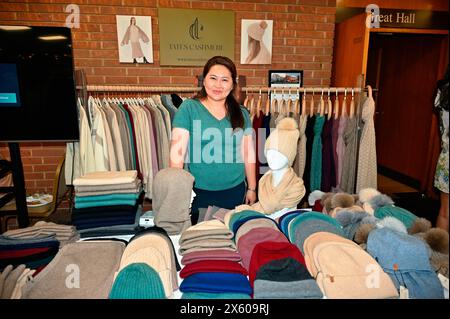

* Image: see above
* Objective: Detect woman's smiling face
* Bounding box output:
[203,64,233,102]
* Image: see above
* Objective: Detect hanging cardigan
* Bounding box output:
[336,114,348,188]
[293,114,308,179]
[340,113,359,193]
[356,94,377,192]
[321,117,336,192]
[310,114,326,191]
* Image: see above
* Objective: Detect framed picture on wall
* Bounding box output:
[116,15,153,64]
[268,70,303,88]
[268,70,303,104]
[240,19,273,65]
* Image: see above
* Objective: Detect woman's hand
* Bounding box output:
[245,189,257,205]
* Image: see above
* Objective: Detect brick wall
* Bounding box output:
[0,0,336,195]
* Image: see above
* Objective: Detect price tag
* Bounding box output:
[399,285,409,299]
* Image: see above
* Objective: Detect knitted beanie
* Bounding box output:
[374,205,418,230]
[109,263,166,299]
[237,227,289,271]
[153,168,194,235]
[234,217,280,244]
[248,241,305,287]
[179,272,252,295]
[229,210,266,234]
[181,249,242,266]
[254,279,323,299]
[247,20,268,41]
[182,292,251,299]
[180,260,248,279]
[287,211,343,242]
[293,218,345,255]
[264,118,300,167]
[255,257,311,282]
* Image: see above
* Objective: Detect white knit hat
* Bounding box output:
[264,117,300,167]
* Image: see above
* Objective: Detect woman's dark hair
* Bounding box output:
[436,65,449,111]
[194,56,244,131]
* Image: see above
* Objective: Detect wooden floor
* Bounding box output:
[377,174,418,196]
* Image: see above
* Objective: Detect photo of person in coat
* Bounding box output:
[120,16,151,64]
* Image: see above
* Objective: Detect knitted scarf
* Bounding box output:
[251,168,305,214]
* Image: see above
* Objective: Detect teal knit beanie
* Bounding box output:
[374,205,417,230]
[109,263,166,299]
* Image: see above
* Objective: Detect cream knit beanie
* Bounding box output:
[247,20,268,41]
[264,117,300,167]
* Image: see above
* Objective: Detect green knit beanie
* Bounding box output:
[374,205,418,230]
[109,263,166,299]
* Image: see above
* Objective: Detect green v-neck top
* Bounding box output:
[172,98,252,190]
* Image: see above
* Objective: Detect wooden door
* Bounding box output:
[368,33,447,192]
[332,12,370,87]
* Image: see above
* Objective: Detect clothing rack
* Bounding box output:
[240,86,370,93]
[80,85,201,93]
[74,80,376,195]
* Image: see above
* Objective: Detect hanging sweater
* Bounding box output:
[310,114,326,191]
[340,113,359,193]
[356,95,377,192]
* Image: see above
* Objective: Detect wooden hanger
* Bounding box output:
[327,89,332,120]
[271,93,277,114]
[256,89,262,115]
[319,89,325,117]
[334,88,339,120]
[265,89,270,116]
[249,93,255,118]
[278,90,284,114]
[243,90,249,108]
[294,90,300,115]
[301,89,306,117]
[286,90,292,115]
[349,88,355,119]
[341,89,348,117]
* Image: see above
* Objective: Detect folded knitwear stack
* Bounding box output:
[179,220,251,299]
[72,171,142,232]
[222,209,323,299]
[3,221,79,247]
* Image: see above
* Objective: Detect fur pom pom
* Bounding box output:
[368,194,394,210]
[335,210,354,226]
[331,193,355,209]
[354,223,376,244]
[408,217,432,235]
[358,188,381,203]
[424,228,449,254]
[277,117,298,130]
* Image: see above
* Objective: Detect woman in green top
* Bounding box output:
[170,56,257,224]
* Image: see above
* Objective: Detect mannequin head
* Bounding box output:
[266,149,289,171]
[264,117,300,167]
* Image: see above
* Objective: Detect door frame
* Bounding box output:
[368,28,448,197]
